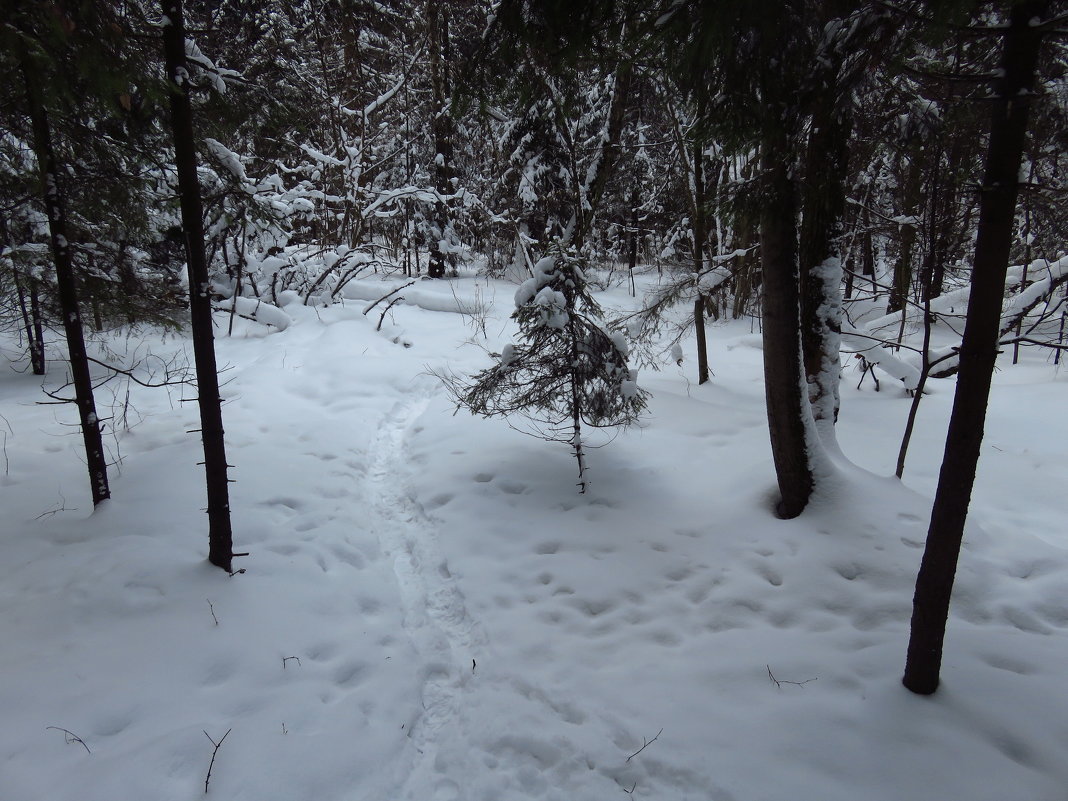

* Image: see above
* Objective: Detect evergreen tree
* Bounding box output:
[450,244,647,491]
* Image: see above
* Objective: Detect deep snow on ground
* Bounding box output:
[1,271,1067,801]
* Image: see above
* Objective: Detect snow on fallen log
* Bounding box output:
[998,255,1068,337]
[861,255,1068,338]
[339,279,482,315]
[216,296,291,331]
[843,255,1068,387]
[840,321,921,391]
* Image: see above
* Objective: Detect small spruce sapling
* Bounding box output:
[450,244,647,491]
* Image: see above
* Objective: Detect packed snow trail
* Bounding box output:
[367,395,483,800]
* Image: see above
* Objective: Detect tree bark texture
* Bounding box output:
[759,128,815,519]
[22,54,111,506]
[748,3,817,518]
[903,0,1048,695]
[162,0,235,572]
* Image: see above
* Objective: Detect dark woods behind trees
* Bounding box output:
[0,0,1065,689]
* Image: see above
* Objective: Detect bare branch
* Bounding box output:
[46,726,90,754]
[363,281,414,315]
[767,665,818,689]
[203,728,232,793]
[625,728,663,763]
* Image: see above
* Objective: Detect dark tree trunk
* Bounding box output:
[162,0,236,573]
[427,0,452,278]
[903,0,1048,696]
[749,2,816,517]
[759,129,815,519]
[694,297,709,384]
[861,221,875,292]
[692,140,710,385]
[887,153,922,315]
[29,282,45,374]
[22,55,111,506]
[925,137,963,302]
[627,186,638,297]
[11,266,46,375]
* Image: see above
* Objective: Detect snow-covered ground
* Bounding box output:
[2,272,1066,801]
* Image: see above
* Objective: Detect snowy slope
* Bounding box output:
[1,273,1066,801]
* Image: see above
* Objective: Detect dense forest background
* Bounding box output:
[5,0,1064,368]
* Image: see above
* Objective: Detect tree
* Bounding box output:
[903,0,1051,696]
[11,7,115,506]
[426,0,454,278]
[449,244,647,491]
[162,0,237,572]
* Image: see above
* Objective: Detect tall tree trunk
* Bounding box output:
[903,0,1048,696]
[861,218,875,293]
[799,93,850,428]
[427,0,452,278]
[21,54,111,506]
[887,153,922,316]
[692,140,710,385]
[627,186,639,297]
[751,2,817,517]
[10,263,46,375]
[926,136,964,302]
[29,282,45,374]
[162,0,236,573]
[759,128,815,518]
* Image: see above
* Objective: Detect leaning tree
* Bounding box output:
[902,0,1054,695]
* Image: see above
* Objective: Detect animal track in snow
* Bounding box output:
[333,661,368,688]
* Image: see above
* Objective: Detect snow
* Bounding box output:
[533,286,569,330]
[2,271,1067,801]
[204,138,249,185]
[215,296,291,331]
[514,255,558,308]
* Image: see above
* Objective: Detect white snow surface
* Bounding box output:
[2,272,1067,801]
[215,296,291,331]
